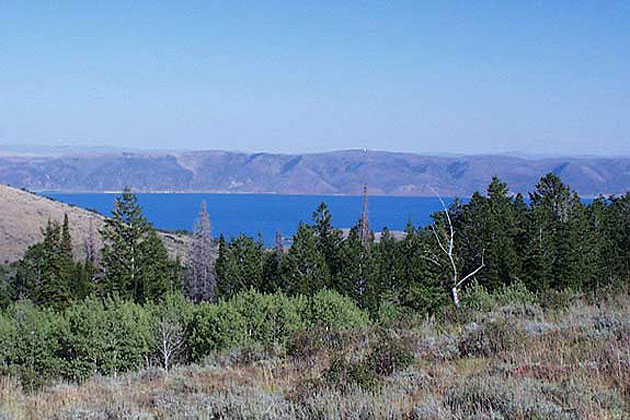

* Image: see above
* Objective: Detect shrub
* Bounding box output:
[496,281,537,306]
[462,280,537,312]
[458,317,525,357]
[321,329,415,392]
[188,300,247,361]
[62,297,114,380]
[445,376,567,419]
[322,353,380,392]
[230,289,305,348]
[461,280,494,312]
[375,300,410,326]
[0,309,16,375]
[151,292,195,370]
[366,330,415,376]
[101,297,155,375]
[3,301,66,389]
[301,289,370,330]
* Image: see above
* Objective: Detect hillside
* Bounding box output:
[0,184,190,263]
[1,149,629,196]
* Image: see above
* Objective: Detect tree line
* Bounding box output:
[206,173,630,314]
[1,173,629,314]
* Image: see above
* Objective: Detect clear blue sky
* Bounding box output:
[1,1,629,155]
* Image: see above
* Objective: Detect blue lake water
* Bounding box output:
[43,193,456,246]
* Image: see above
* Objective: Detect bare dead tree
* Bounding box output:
[274,230,284,256]
[430,193,485,307]
[185,201,216,303]
[156,313,186,371]
[359,184,370,248]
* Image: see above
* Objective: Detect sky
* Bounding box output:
[1,1,629,156]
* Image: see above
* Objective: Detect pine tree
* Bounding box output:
[100,188,170,303]
[261,231,285,293]
[215,233,264,299]
[336,225,380,312]
[59,214,90,300]
[524,174,585,291]
[456,177,522,292]
[185,202,216,302]
[377,227,400,300]
[139,230,172,300]
[280,223,330,296]
[402,222,448,312]
[605,194,630,283]
[31,220,71,309]
[312,202,343,284]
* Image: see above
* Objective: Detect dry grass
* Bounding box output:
[0,184,190,264]
[2,294,630,419]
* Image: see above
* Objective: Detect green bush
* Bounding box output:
[230,289,304,348]
[3,301,66,389]
[150,291,195,369]
[322,329,415,392]
[375,300,411,326]
[62,297,113,380]
[302,289,370,330]
[188,300,248,361]
[462,280,537,312]
[496,281,537,306]
[461,280,494,312]
[0,309,16,375]
[62,296,159,380]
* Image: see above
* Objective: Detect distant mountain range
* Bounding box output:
[1,148,630,196]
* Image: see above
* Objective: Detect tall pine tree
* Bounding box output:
[100,188,171,303]
[280,223,330,296]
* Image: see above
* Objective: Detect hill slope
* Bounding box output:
[1,150,629,196]
[0,184,190,263]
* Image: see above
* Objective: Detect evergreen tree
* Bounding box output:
[0,263,16,308]
[16,220,72,309]
[215,233,264,299]
[335,225,380,312]
[100,188,171,303]
[395,222,446,312]
[377,227,400,300]
[261,231,285,293]
[312,202,343,284]
[524,174,586,291]
[280,223,330,296]
[58,214,92,301]
[589,193,630,287]
[456,177,522,292]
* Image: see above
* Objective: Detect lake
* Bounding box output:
[43,193,456,246]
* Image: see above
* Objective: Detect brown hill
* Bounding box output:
[0,184,190,264]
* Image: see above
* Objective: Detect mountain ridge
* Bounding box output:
[1,149,630,197]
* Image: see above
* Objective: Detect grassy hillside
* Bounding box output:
[1,290,628,419]
[0,184,190,263]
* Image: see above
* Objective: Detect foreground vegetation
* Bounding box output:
[1,286,629,419]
